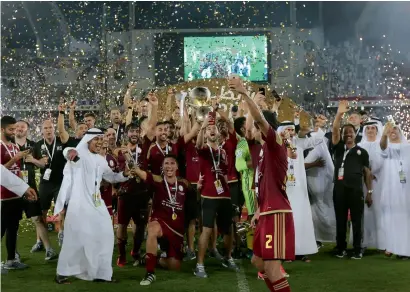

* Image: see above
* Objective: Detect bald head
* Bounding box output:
[42,120,55,140]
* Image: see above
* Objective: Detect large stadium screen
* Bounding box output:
[184,35,268,82]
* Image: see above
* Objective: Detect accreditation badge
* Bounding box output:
[93,193,102,207]
[338,167,344,181]
[287,174,296,187]
[43,168,52,181]
[399,171,407,184]
[214,179,224,195]
[21,170,29,184]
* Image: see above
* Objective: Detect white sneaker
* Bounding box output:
[140,272,156,285]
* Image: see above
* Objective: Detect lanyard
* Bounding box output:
[164,177,178,213]
[156,142,169,156]
[341,145,352,168]
[208,144,220,179]
[43,138,56,160]
[0,140,17,159]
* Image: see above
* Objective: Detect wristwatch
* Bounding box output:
[367,190,373,194]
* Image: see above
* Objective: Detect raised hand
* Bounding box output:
[337,100,350,114]
[383,122,393,136]
[228,75,247,95]
[70,100,76,110]
[58,103,66,112]
[148,92,159,106]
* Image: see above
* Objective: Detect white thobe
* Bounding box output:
[55,147,128,281]
[379,143,410,257]
[305,135,336,243]
[286,131,324,255]
[0,164,29,197]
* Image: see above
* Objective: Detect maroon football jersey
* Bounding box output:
[197,145,230,199]
[184,141,200,184]
[147,136,185,176]
[117,137,151,194]
[221,132,238,182]
[247,139,262,190]
[100,153,118,214]
[257,127,292,216]
[145,172,189,236]
[1,142,21,200]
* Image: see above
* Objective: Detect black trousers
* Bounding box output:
[1,199,23,261]
[333,182,364,253]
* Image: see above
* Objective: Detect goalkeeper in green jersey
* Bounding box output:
[234,117,257,253]
[234,117,257,217]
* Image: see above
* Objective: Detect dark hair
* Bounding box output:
[262,110,279,130]
[234,117,246,136]
[350,111,360,116]
[359,110,368,116]
[163,154,178,164]
[231,105,238,112]
[84,112,96,119]
[156,121,167,127]
[126,122,140,132]
[1,116,17,129]
[164,120,175,127]
[17,119,30,128]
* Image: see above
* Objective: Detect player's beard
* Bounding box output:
[207,135,217,143]
[128,135,139,145]
[15,131,26,139]
[4,133,14,142]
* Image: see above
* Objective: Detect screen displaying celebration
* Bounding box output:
[184,35,268,81]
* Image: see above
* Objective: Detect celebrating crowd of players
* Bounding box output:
[2,76,409,291]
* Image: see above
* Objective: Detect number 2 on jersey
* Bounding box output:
[265,235,273,249]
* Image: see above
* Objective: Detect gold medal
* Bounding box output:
[172,213,177,220]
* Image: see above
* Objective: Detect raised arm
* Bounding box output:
[184,120,200,144]
[332,101,350,145]
[228,78,269,137]
[58,103,70,144]
[164,88,174,121]
[196,118,208,149]
[68,101,78,130]
[145,92,159,141]
[380,122,392,151]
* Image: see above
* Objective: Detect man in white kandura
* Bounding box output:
[277,121,324,262]
[379,122,410,259]
[54,128,130,284]
[304,119,336,246]
[349,119,384,250]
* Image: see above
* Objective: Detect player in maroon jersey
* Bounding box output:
[229,77,295,292]
[114,93,158,267]
[147,118,199,176]
[215,102,242,256]
[1,116,31,270]
[99,137,118,216]
[132,154,190,286]
[194,115,239,278]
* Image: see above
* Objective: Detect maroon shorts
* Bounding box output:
[153,218,184,261]
[101,186,113,216]
[253,212,295,261]
[117,192,149,225]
